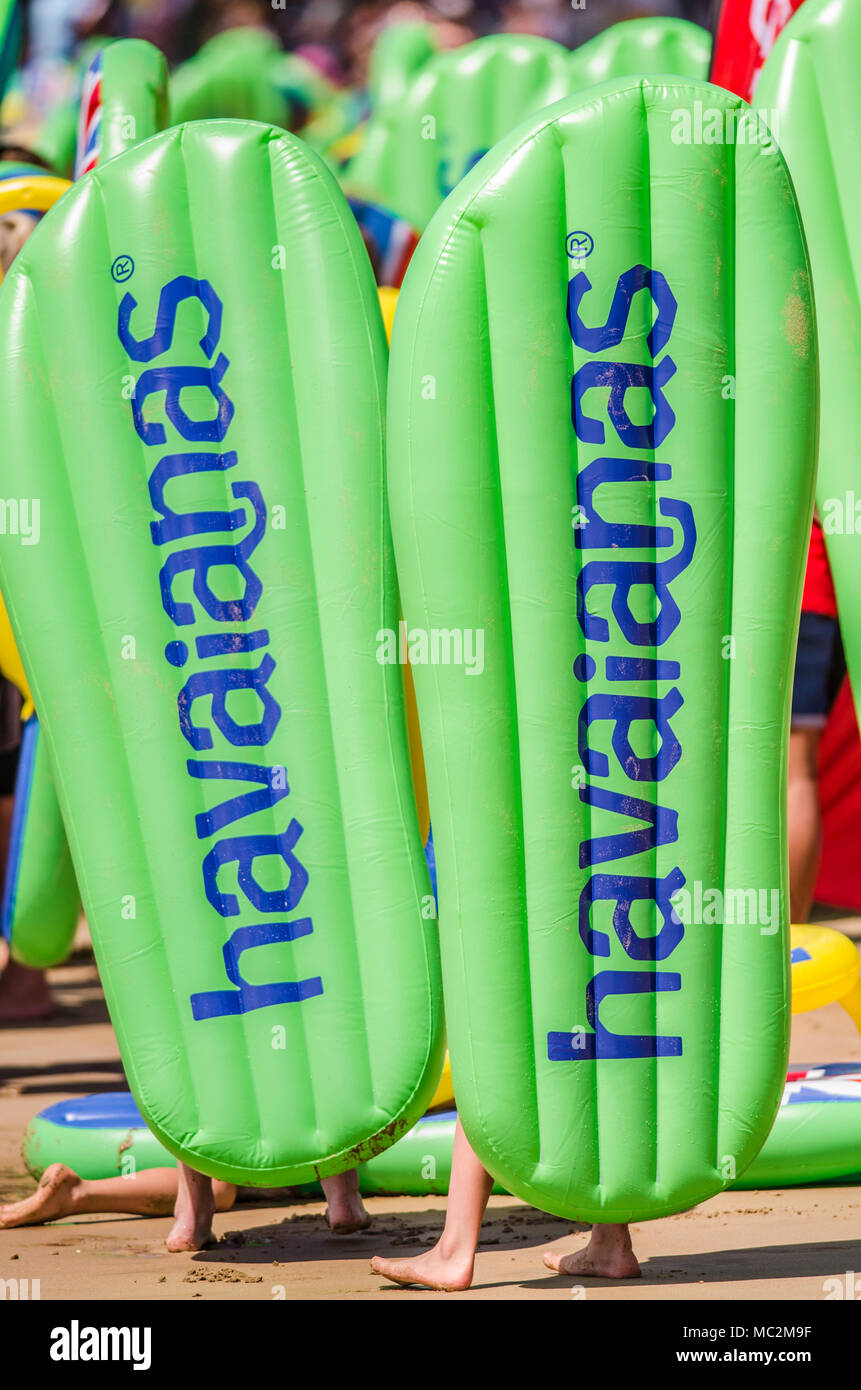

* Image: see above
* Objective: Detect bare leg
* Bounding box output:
[167,1163,218,1252]
[0,790,14,861]
[0,1163,236,1228]
[0,956,54,1021]
[544,1223,640,1279]
[2,1162,365,1240]
[322,1167,370,1234]
[370,1117,493,1291]
[788,725,823,923]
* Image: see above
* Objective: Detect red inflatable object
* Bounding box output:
[817,680,861,911]
[712,0,861,912]
[710,0,807,99]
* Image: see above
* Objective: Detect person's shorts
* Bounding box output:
[0,673,21,793]
[0,743,19,795]
[791,611,846,728]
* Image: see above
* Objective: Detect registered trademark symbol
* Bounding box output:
[566,230,594,260]
[111,254,134,283]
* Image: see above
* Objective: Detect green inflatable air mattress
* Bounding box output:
[387,78,817,1222]
[0,120,443,1186]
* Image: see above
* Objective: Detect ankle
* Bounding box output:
[591,1224,631,1252]
[67,1181,87,1210]
[437,1233,473,1266]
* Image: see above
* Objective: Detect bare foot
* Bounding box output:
[370,1244,473,1292]
[544,1223,641,1280]
[166,1210,215,1251]
[0,1163,79,1228]
[322,1168,371,1235]
[166,1164,215,1253]
[329,1210,371,1235]
[166,1222,215,1252]
[0,959,54,1021]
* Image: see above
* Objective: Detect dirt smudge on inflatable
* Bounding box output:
[784,271,812,359]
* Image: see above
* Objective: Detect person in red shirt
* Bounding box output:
[789,514,844,922]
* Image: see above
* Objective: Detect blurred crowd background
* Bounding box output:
[8,0,721,130]
[24,1,719,71]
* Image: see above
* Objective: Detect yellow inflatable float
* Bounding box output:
[429,1052,453,1111]
[791,924,861,1032]
[0,588,32,714]
[0,173,71,287]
